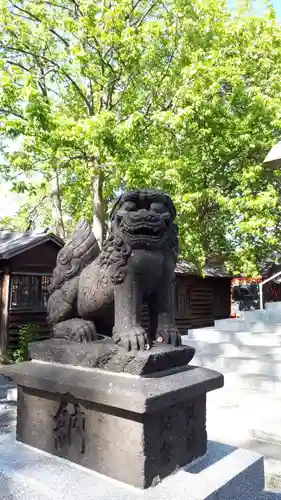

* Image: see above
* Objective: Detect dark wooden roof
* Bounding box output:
[175,261,232,278]
[0,229,231,278]
[0,230,64,260]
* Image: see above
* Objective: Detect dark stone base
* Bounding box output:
[28,337,195,376]
[16,386,206,488]
[1,361,223,489]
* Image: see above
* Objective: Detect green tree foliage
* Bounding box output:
[0,0,281,274]
[0,0,183,245]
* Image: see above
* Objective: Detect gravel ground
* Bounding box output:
[0,398,16,437]
[0,372,17,437]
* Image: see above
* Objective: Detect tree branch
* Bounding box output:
[0,108,25,120]
[10,3,70,47]
[68,0,83,17]
[91,35,117,75]
[125,0,142,21]
[88,78,94,115]
[6,59,33,72]
[4,45,92,113]
[44,0,78,15]
[142,39,178,117]
[133,0,160,27]
[111,71,137,109]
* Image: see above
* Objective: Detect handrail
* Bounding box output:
[259,270,281,309]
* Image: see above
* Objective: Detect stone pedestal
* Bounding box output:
[2,339,223,489]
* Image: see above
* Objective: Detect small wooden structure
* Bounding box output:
[0,230,63,354]
[141,262,232,335]
[175,262,232,332]
[0,230,232,353]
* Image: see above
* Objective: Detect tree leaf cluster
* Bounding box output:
[0,0,281,273]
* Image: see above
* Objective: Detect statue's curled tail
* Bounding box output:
[47,219,100,326]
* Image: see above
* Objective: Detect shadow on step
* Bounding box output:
[186,441,236,474]
[260,493,281,499]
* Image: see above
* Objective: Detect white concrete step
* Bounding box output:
[0,432,269,500]
[214,319,281,333]
[186,339,281,359]
[206,385,281,459]
[266,302,281,312]
[218,313,281,324]
[194,360,281,392]
[227,372,281,392]
[240,310,281,322]
[184,331,281,346]
[191,354,281,378]
[246,315,281,324]
[214,318,252,332]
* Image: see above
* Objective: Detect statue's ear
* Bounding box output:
[109,194,123,221]
[164,193,176,220]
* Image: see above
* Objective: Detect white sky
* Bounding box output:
[0,182,25,217]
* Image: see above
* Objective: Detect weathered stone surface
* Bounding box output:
[16,386,206,488]
[28,337,195,375]
[1,361,223,488]
[47,189,181,351]
[1,361,223,414]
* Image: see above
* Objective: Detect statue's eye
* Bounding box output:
[150,203,166,213]
[122,202,136,211]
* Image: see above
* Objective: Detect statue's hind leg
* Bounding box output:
[48,284,98,342]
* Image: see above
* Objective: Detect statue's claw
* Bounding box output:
[69,321,97,343]
[53,318,98,343]
[156,326,181,347]
[113,326,147,352]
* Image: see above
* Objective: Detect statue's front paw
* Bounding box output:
[113,325,147,352]
[68,320,98,343]
[156,326,181,347]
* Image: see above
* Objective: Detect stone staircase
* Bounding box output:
[182,301,281,459]
[183,302,281,391]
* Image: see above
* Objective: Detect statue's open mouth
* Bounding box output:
[121,220,166,240]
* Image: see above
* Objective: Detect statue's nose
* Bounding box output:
[130,209,147,219]
[138,209,148,216]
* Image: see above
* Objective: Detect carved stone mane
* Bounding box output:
[97,234,132,285]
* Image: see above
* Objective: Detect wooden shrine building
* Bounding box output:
[0,230,232,354]
[140,261,232,335]
[174,261,232,333]
[0,230,63,354]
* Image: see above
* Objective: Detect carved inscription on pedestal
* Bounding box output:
[185,403,195,449]
[159,412,173,464]
[53,400,86,454]
[158,400,199,465]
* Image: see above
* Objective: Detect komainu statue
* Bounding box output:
[47,189,181,351]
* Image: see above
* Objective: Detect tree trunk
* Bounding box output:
[50,171,66,239]
[92,170,105,249]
